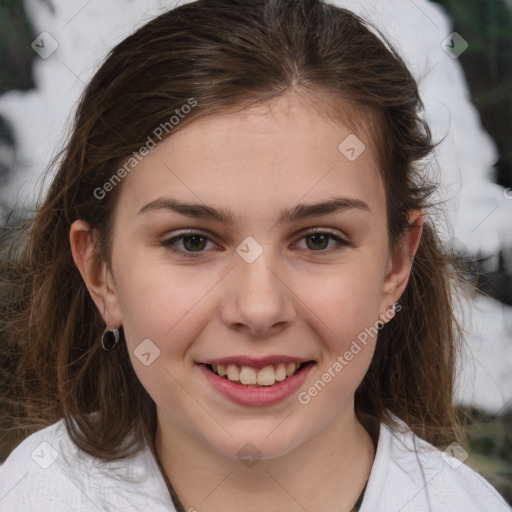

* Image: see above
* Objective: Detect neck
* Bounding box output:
[153,408,378,512]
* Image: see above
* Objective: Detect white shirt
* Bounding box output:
[0,414,510,511]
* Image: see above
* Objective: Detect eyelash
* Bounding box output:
[160,227,353,258]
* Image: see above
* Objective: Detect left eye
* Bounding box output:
[293,229,351,252]
[160,228,351,258]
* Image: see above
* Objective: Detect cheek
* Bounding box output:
[112,250,211,352]
[113,261,212,416]
[305,260,384,336]
[296,277,380,416]
[297,257,385,390]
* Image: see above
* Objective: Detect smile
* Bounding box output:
[197,360,316,406]
[206,362,303,386]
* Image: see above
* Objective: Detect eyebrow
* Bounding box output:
[137,196,371,225]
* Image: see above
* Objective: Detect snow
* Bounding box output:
[0,0,510,413]
[455,291,512,413]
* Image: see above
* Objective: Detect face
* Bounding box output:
[72,90,418,460]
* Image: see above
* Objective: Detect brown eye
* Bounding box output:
[161,230,217,258]
[293,228,352,254]
[160,227,353,259]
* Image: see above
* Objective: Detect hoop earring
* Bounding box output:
[101,327,120,351]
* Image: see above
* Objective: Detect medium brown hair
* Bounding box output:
[1,0,468,505]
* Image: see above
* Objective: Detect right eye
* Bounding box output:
[160,230,219,258]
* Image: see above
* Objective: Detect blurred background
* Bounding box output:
[0,0,511,504]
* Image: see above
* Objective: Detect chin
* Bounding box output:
[204,424,308,462]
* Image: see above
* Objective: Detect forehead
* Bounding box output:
[115,91,385,224]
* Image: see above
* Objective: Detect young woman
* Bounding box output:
[0,0,510,510]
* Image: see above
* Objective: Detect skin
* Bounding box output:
[70,90,422,512]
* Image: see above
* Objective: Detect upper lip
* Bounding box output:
[197,355,314,369]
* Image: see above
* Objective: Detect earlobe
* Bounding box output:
[380,210,424,317]
[69,220,122,327]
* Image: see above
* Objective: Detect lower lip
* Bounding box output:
[197,362,315,406]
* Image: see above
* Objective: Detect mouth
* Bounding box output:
[196,357,317,406]
[200,360,315,387]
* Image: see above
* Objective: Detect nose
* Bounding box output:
[220,251,296,338]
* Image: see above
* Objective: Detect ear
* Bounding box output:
[69,219,123,327]
[379,210,423,320]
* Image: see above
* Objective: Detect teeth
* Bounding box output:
[257,365,276,386]
[227,364,240,381]
[286,363,296,377]
[239,366,257,385]
[275,363,287,381]
[210,362,304,386]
